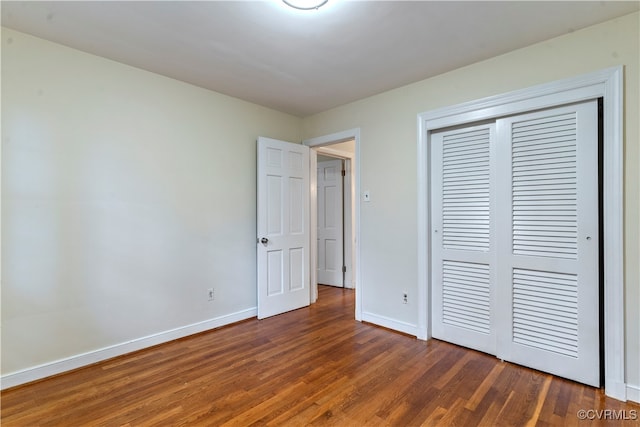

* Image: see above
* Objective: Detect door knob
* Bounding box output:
[260,237,269,244]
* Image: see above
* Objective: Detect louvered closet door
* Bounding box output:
[431,124,497,355]
[495,101,599,386]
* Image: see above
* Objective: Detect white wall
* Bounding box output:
[1,28,301,379]
[302,12,640,398]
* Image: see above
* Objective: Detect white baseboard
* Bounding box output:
[361,311,418,337]
[1,307,257,390]
[606,379,629,402]
[627,384,640,404]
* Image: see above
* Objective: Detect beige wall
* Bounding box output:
[1,28,301,375]
[302,12,640,392]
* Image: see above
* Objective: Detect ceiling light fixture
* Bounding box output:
[283,0,328,10]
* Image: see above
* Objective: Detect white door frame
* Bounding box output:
[304,128,361,321]
[417,67,625,400]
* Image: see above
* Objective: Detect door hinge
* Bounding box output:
[342,266,347,273]
[342,169,346,177]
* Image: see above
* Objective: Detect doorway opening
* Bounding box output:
[304,128,361,321]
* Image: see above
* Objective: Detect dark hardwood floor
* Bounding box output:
[2,285,638,426]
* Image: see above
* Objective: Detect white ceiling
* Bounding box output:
[2,1,638,117]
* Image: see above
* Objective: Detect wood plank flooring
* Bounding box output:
[2,285,638,426]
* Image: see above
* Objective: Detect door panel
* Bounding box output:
[257,137,310,319]
[431,124,497,355]
[496,101,599,386]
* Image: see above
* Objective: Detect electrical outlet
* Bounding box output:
[208,288,215,301]
[403,292,408,304]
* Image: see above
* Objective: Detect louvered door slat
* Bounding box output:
[442,127,491,252]
[510,110,577,259]
[512,114,578,258]
[442,260,491,333]
[513,144,576,157]
[512,268,579,358]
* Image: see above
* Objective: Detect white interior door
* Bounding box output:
[431,100,599,386]
[257,137,310,319]
[317,159,344,287]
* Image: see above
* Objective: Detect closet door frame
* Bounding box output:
[417,67,625,401]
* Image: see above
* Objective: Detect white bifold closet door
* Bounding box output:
[431,100,599,387]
